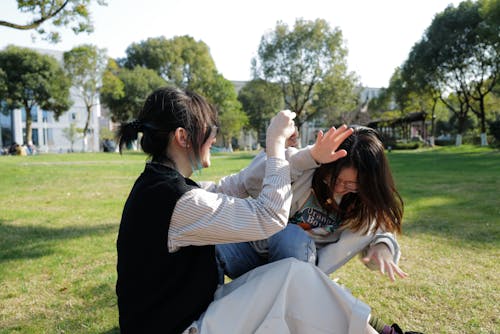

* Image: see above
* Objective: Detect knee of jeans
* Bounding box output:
[270,238,317,264]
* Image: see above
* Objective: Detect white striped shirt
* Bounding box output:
[168,157,292,252]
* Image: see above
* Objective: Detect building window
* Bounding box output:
[32,128,39,146]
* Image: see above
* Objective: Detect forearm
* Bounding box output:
[168,158,292,251]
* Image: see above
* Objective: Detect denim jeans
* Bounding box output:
[216,224,317,283]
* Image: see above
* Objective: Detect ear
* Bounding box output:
[173,127,190,148]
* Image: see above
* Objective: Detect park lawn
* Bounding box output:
[0,146,498,334]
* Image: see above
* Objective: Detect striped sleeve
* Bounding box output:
[168,157,292,252]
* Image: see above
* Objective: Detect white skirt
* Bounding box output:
[185,258,371,334]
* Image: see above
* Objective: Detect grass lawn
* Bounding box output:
[0,146,498,333]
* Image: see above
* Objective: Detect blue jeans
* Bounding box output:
[216,224,317,283]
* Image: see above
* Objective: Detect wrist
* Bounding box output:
[266,138,286,159]
[309,145,321,164]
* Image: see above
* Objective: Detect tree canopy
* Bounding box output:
[0,0,107,43]
[118,35,245,148]
[121,36,217,92]
[401,0,499,144]
[238,79,284,146]
[0,45,72,144]
[100,60,166,122]
[64,44,108,151]
[252,18,356,127]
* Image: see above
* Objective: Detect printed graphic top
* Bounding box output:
[290,189,343,247]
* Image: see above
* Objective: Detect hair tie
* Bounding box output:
[130,120,143,132]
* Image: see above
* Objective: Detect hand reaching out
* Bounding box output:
[361,243,408,282]
[309,125,354,164]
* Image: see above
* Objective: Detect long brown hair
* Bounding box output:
[116,86,218,166]
[312,126,403,234]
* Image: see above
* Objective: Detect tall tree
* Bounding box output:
[120,35,245,148]
[0,0,107,43]
[252,18,354,127]
[122,36,217,92]
[442,91,473,145]
[100,62,166,122]
[64,44,107,151]
[200,73,247,150]
[405,0,499,145]
[238,79,284,146]
[310,67,359,126]
[400,55,444,146]
[0,45,72,145]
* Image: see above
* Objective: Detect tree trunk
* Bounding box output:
[82,134,88,152]
[82,104,92,152]
[24,104,33,145]
[480,133,488,146]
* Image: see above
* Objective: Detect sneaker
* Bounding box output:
[388,323,424,334]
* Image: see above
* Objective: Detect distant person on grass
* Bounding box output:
[115,86,397,334]
[216,126,423,334]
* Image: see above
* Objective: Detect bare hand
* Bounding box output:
[361,243,408,282]
[309,125,354,164]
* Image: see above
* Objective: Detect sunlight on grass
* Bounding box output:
[0,147,499,333]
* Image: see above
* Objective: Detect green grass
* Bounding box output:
[0,146,498,333]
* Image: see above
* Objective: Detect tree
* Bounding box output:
[120,36,246,149]
[442,91,472,145]
[310,67,359,126]
[238,79,284,146]
[0,45,72,145]
[0,0,107,43]
[252,18,354,127]
[62,122,82,152]
[121,36,217,92]
[400,55,445,146]
[199,72,247,150]
[100,62,166,122]
[64,44,107,151]
[387,66,444,146]
[405,0,499,145]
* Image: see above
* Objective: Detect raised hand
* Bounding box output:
[266,110,297,159]
[309,125,354,164]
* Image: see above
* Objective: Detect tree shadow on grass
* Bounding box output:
[0,218,117,263]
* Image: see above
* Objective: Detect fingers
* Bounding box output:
[385,262,395,282]
[363,244,407,282]
[392,263,409,279]
[310,125,353,164]
[323,125,353,144]
[330,149,348,161]
[315,130,324,144]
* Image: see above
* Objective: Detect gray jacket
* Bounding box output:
[216,147,401,275]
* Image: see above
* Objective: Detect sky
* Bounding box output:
[0,0,463,88]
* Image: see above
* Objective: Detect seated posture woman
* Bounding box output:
[216,126,423,334]
[115,86,393,334]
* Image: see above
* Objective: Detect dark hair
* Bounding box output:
[116,86,218,166]
[312,125,403,234]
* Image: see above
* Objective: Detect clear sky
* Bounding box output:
[0,0,463,88]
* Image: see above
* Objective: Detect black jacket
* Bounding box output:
[116,163,218,333]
